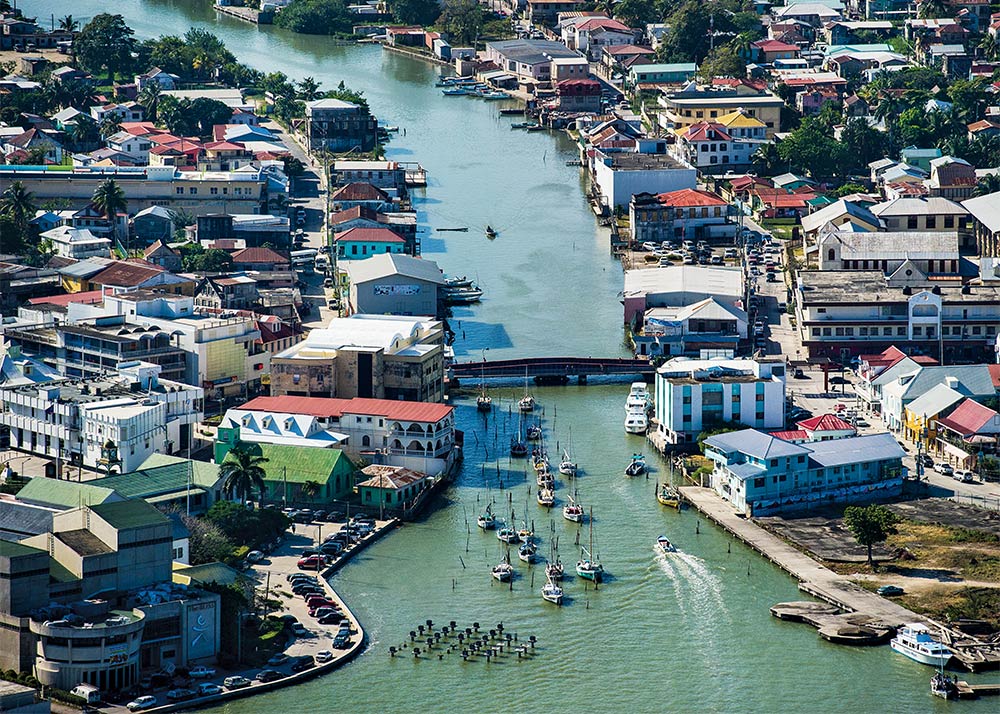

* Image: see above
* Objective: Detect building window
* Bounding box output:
[926,216,936,229]
[907,216,918,229]
[944,216,954,228]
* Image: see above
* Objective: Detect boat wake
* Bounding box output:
[653,548,730,621]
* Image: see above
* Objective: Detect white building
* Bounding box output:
[40,226,112,260]
[106,131,152,164]
[653,358,787,445]
[591,149,697,209]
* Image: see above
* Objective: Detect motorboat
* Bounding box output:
[485,225,497,238]
[496,526,520,544]
[491,553,514,582]
[541,576,563,605]
[442,87,468,96]
[656,535,677,554]
[519,395,535,412]
[510,437,528,458]
[518,541,538,563]
[478,90,510,100]
[890,624,953,667]
[533,457,550,474]
[537,487,555,507]
[444,287,483,304]
[444,275,473,288]
[657,483,681,509]
[477,505,496,530]
[624,406,648,434]
[626,381,651,411]
[931,672,959,699]
[477,394,492,412]
[625,454,647,477]
[558,450,578,477]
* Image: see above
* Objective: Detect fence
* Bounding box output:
[950,493,1000,512]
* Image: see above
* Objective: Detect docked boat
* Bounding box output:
[890,624,953,668]
[436,227,469,232]
[537,487,555,507]
[563,492,584,523]
[442,87,469,96]
[541,576,564,605]
[626,381,651,411]
[491,553,514,583]
[510,122,531,129]
[931,672,958,699]
[518,540,538,563]
[546,558,564,581]
[518,395,535,412]
[478,90,509,100]
[444,275,473,288]
[525,124,545,132]
[444,287,483,304]
[510,435,528,458]
[558,451,577,477]
[526,424,542,441]
[533,454,549,473]
[477,505,496,530]
[496,525,520,544]
[485,225,497,238]
[624,406,648,434]
[657,483,681,509]
[656,535,677,554]
[477,393,492,412]
[536,470,554,487]
[625,454,647,477]
[576,508,603,582]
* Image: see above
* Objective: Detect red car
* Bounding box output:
[297,556,322,570]
[306,596,336,609]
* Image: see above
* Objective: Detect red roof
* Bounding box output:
[28,289,109,306]
[936,398,999,435]
[329,206,378,225]
[604,44,655,56]
[334,227,405,244]
[655,188,728,207]
[231,247,288,264]
[771,430,808,441]
[797,414,855,432]
[989,364,1000,389]
[204,140,247,151]
[332,182,390,202]
[90,261,165,287]
[241,395,453,423]
[682,121,733,142]
[753,39,799,52]
[576,18,631,32]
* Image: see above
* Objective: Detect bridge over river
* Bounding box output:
[450,357,654,383]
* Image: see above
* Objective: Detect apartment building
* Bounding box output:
[304,98,378,153]
[656,84,784,138]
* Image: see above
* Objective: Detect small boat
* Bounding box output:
[491,552,514,582]
[518,540,538,563]
[890,624,953,668]
[533,457,550,474]
[436,227,469,232]
[624,406,648,434]
[444,288,483,304]
[477,394,492,412]
[657,483,681,509]
[519,395,535,412]
[625,454,647,477]
[526,425,542,441]
[576,508,602,582]
[383,125,399,132]
[479,91,510,100]
[442,87,469,96]
[525,124,545,132]
[930,671,958,700]
[541,576,563,605]
[477,505,496,530]
[510,122,530,129]
[499,108,524,115]
[510,437,528,458]
[444,275,473,287]
[558,450,577,477]
[536,470,554,488]
[546,558,564,581]
[563,492,584,523]
[496,525,520,544]
[657,535,676,554]
[537,488,555,507]
[517,525,534,542]
[485,225,497,239]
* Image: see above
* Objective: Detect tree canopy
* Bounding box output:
[74,13,137,82]
[843,504,899,566]
[274,0,354,35]
[438,0,484,46]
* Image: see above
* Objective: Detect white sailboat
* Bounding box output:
[575,507,603,583]
[558,430,578,476]
[477,503,496,530]
[491,551,514,582]
[541,574,563,605]
[519,367,535,412]
[563,490,584,523]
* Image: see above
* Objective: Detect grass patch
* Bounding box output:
[900,586,1000,628]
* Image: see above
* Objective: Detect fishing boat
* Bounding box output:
[625,454,647,477]
[510,122,531,129]
[656,535,677,554]
[491,552,514,582]
[510,436,528,458]
[626,381,651,411]
[496,525,520,544]
[891,624,953,667]
[442,87,469,96]
[624,406,648,434]
[657,483,681,509]
[541,575,563,605]
[563,491,584,523]
[444,287,483,304]
[537,487,555,507]
[479,90,510,100]
[444,275,473,288]
[526,424,542,441]
[576,508,603,582]
[477,504,496,530]
[485,225,497,238]
[558,450,578,476]
[518,540,538,563]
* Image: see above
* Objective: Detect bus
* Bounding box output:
[290,249,318,271]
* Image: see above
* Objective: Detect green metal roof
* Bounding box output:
[90,460,216,500]
[89,500,170,530]
[138,453,222,489]
[16,477,120,509]
[172,561,247,588]
[224,443,354,485]
[0,539,46,558]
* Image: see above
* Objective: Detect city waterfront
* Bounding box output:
[24,1,996,710]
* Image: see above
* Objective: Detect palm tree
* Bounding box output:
[977,34,999,61]
[91,179,127,253]
[297,76,322,102]
[0,181,35,253]
[752,143,781,174]
[220,444,269,505]
[973,172,1000,197]
[300,480,321,501]
[58,15,79,32]
[99,115,122,139]
[918,0,948,19]
[138,83,162,123]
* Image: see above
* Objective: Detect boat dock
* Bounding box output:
[213,3,273,24]
[956,681,1000,699]
[680,486,1000,670]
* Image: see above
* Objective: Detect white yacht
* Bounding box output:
[626,381,650,411]
[624,406,648,434]
[890,624,953,667]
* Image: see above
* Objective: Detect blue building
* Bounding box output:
[627,63,698,88]
[703,429,906,516]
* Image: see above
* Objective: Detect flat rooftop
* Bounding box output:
[602,152,688,170]
[798,270,1000,304]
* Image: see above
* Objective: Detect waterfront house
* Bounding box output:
[555,79,603,112]
[330,182,395,213]
[550,56,590,82]
[634,297,747,358]
[343,253,444,318]
[591,149,696,209]
[304,98,378,154]
[329,205,418,255]
[623,264,743,325]
[331,160,407,193]
[630,188,737,243]
[356,465,429,513]
[654,358,787,445]
[484,39,585,82]
[703,429,905,516]
[333,226,407,260]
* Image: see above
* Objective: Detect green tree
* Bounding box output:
[918,0,949,19]
[99,115,122,139]
[91,179,127,250]
[438,0,483,46]
[58,15,79,32]
[752,142,782,175]
[297,76,322,102]
[777,118,847,179]
[325,81,369,112]
[839,119,892,174]
[157,95,190,135]
[947,79,989,123]
[74,13,137,83]
[698,44,746,80]
[274,0,354,35]
[179,513,235,565]
[389,0,441,25]
[138,83,162,123]
[973,172,1000,197]
[300,480,322,500]
[657,1,712,63]
[220,444,269,505]
[0,181,35,254]
[831,183,869,198]
[843,504,899,566]
[189,97,235,137]
[614,0,657,28]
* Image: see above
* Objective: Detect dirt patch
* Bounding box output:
[756,514,894,562]
[896,586,1000,629]
[888,498,1000,538]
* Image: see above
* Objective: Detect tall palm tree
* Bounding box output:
[977,34,999,61]
[58,15,79,32]
[99,115,122,139]
[220,444,269,505]
[973,172,1000,197]
[0,181,35,253]
[297,76,322,102]
[91,179,127,253]
[752,143,781,174]
[138,83,162,123]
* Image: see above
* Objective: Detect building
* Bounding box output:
[330,183,395,213]
[269,315,445,402]
[656,84,784,139]
[869,196,969,232]
[356,465,429,513]
[815,231,961,275]
[484,39,585,82]
[230,247,290,273]
[926,156,977,200]
[87,454,228,515]
[0,500,220,693]
[562,17,635,61]
[628,63,698,89]
[333,226,407,260]
[634,298,748,358]
[142,239,182,271]
[630,189,737,243]
[330,161,406,193]
[800,199,883,242]
[0,362,204,472]
[771,413,858,443]
[554,79,603,113]
[526,0,588,26]
[194,213,291,250]
[303,98,377,154]
[227,394,457,474]
[194,274,259,311]
[623,265,743,325]
[670,121,761,173]
[591,150,696,209]
[962,190,1000,256]
[653,358,787,445]
[795,270,1000,362]
[880,364,996,433]
[703,429,905,516]
[132,207,175,246]
[39,226,111,260]
[343,253,444,317]
[329,206,418,255]
[936,398,1000,467]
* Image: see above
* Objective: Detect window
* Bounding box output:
[973,325,982,335]
[210,187,218,195]
[828,248,835,261]
[926,216,936,229]
[812,327,820,336]
[944,215,954,228]
[913,326,922,336]
[897,326,906,335]
[189,187,197,195]
[907,216,918,229]
[822,327,831,336]
[753,477,765,489]
[175,187,183,195]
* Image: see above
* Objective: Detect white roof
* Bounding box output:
[646,297,747,324]
[801,199,882,234]
[962,191,1000,233]
[40,225,111,246]
[306,98,359,110]
[870,197,968,217]
[279,314,439,357]
[821,231,959,260]
[344,253,444,285]
[624,265,742,299]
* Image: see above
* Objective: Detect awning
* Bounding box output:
[938,439,970,460]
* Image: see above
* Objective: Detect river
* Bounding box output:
[26,1,994,710]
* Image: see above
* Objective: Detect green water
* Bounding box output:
[26,2,997,709]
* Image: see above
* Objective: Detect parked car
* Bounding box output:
[306,595,336,609]
[291,623,311,637]
[315,650,334,663]
[953,469,976,483]
[318,612,344,625]
[197,683,222,696]
[246,550,264,563]
[188,665,216,679]
[127,695,157,711]
[934,462,954,476]
[320,542,343,557]
[288,573,317,584]
[297,555,322,570]
[267,652,290,667]
[224,676,252,690]
[877,585,905,597]
[333,632,351,649]
[917,454,934,467]
[166,688,196,702]
[291,655,315,672]
[255,669,283,683]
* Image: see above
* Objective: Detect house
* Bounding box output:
[773,413,858,443]
[936,398,1000,467]
[549,56,591,82]
[591,150,697,209]
[654,358,787,445]
[132,206,176,246]
[87,261,194,295]
[562,17,635,60]
[87,454,228,516]
[657,83,784,138]
[870,197,969,232]
[199,141,253,172]
[329,205,418,254]
[194,213,291,249]
[800,199,883,242]
[303,98,377,154]
[628,63,698,89]
[3,128,62,163]
[194,275,259,311]
[633,297,748,358]
[40,226,112,260]
[49,66,92,85]
[0,344,61,388]
[223,394,457,474]
[90,102,144,124]
[330,182,395,212]
[331,160,407,192]
[796,88,841,115]
[962,190,1000,256]
[600,44,656,78]
[881,364,996,432]
[134,67,179,91]
[333,226,407,260]
[671,121,760,172]
[230,246,290,273]
[902,381,967,449]
[703,429,904,516]
[629,188,737,244]
[356,465,429,513]
[484,39,585,82]
[816,231,961,275]
[343,253,444,317]
[622,265,743,326]
[901,146,944,172]
[554,79,602,112]
[751,39,800,63]
[526,0,588,26]
[855,346,939,415]
[926,156,977,200]
[106,130,152,163]
[269,314,445,402]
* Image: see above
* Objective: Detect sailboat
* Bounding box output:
[518,539,539,563]
[510,421,528,457]
[491,551,514,582]
[541,574,564,605]
[576,507,603,583]
[558,437,577,476]
[477,503,497,530]
[476,357,491,412]
[537,487,555,507]
[496,523,520,544]
[546,532,564,581]
[526,424,542,440]
[518,368,535,412]
[562,490,584,523]
[625,454,647,477]
[536,469,554,488]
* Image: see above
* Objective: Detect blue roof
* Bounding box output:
[704,429,810,459]
[805,432,904,468]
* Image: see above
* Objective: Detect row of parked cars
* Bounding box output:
[278,505,346,525]
[285,573,354,648]
[915,453,977,482]
[296,517,376,570]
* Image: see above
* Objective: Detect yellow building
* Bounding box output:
[903,383,967,453]
[657,85,784,139]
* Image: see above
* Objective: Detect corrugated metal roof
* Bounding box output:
[240,395,453,423]
[806,432,904,468]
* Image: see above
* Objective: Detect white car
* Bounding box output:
[953,469,976,483]
[934,462,954,476]
[189,665,216,679]
[127,696,157,711]
[315,649,334,663]
[197,683,222,696]
[641,242,658,251]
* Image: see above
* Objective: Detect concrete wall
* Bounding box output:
[350,275,439,317]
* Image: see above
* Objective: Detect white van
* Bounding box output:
[71,684,102,704]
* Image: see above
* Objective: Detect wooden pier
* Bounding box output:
[214,3,273,24]
[956,681,1000,699]
[680,485,1000,671]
